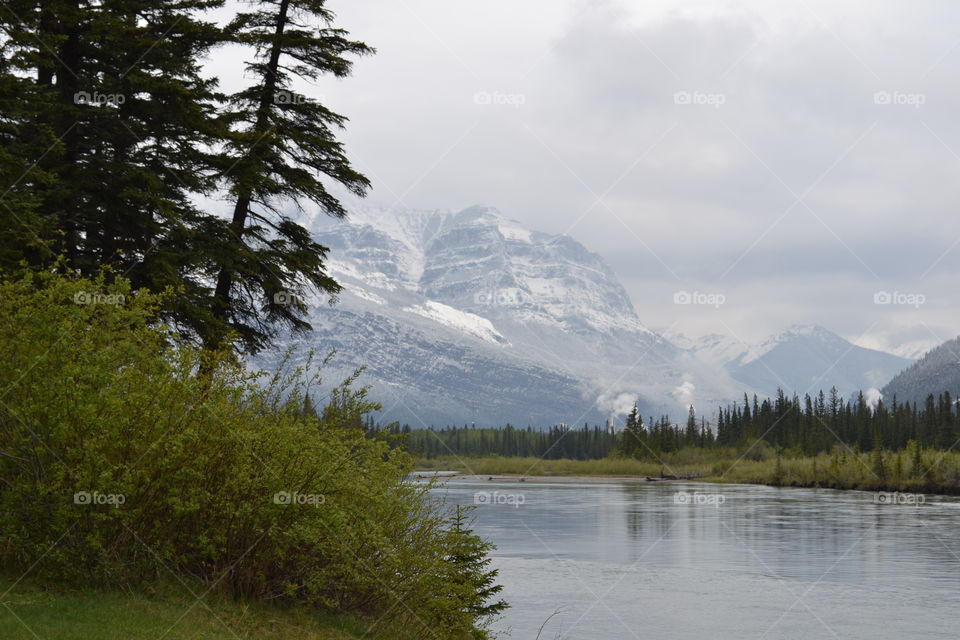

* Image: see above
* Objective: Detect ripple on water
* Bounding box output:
[433,478,960,639]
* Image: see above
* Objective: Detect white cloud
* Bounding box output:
[672,380,696,408]
[205,0,960,349]
[865,387,883,410]
[595,391,638,421]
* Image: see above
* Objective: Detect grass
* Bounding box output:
[416,445,960,495]
[0,576,391,640]
[416,455,709,478]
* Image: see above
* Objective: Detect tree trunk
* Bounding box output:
[206,0,291,350]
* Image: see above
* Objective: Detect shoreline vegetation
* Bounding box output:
[414,445,960,496]
[0,576,389,640]
[2,0,509,635]
[0,274,505,640]
[403,392,960,498]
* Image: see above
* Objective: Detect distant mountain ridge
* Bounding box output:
[255,203,918,426]
[882,337,960,406]
[257,204,748,426]
[667,324,913,400]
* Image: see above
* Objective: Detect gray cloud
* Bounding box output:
[206,0,960,353]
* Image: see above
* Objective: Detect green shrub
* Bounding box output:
[0,271,503,639]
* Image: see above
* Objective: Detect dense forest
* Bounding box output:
[396,388,959,461]
[403,423,621,460]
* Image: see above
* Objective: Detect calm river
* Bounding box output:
[429,476,960,639]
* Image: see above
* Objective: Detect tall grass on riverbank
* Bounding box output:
[715,444,960,493]
[417,442,960,494]
[416,445,732,478]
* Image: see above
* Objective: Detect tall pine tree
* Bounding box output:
[0,0,224,285]
[203,0,373,352]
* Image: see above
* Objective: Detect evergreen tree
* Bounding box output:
[0,33,55,271]
[0,0,372,355]
[937,391,955,449]
[442,505,509,629]
[870,444,886,481]
[617,403,645,458]
[301,393,318,417]
[204,0,373,352]
[907,439,924,477]
[0,0,224,297]
[684,405,697,445]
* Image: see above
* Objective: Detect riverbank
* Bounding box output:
[415,449,960,495]
[0,577,392,640]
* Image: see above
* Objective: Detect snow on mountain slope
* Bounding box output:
[258,204,751,426]
[664,331,750,367]
[855,332,940,361]
[728,325,913,399]
[261,198,924,427]
[665,325,915,401]
[402,300,508,346]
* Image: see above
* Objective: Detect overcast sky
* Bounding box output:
[214,0,960,356]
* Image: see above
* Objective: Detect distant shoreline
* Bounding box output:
[413,455,960,496]
[422,472,698,484]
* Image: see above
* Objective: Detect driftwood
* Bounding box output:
[645,473,703,482]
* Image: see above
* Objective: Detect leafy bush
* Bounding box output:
[0,272,503,638]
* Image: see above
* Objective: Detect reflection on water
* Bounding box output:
[431,478,960,639]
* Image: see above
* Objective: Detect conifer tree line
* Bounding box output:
[399,423,621,461]
[397,388,960,460]
[713,389,959,453]
[0,0,370,353]
[617,389,960,459]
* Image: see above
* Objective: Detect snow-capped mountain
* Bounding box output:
[669,325,914,400]
[665,332,750,368]
[854,333,940,361]
[263,204,747,427]
[258,204,918,427]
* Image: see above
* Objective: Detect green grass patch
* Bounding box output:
[415,455,711,478]
[0,576,388,640]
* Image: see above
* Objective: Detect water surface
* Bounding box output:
[432,477,960,639]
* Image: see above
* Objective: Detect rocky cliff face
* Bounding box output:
[255,204,743,426]
[258,205,911,427]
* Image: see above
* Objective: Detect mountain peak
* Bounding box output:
[453,204,502,221]
[778,324,837,340]
[673,324,913,400]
